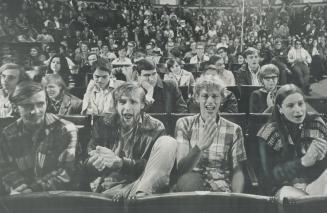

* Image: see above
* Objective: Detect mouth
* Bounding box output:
[294,114,304,120]
[205,105,216,112]
[122,113,133,121]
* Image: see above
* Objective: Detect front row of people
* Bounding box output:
[0,75,327,203]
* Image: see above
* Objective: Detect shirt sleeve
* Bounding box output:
[230,126,247,169]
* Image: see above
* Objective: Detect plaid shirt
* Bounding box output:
[0,113,77,194]
[86,113,166,192]
[175,114,247,191]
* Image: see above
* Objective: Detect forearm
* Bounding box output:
[231,166,245,193]
[177,146,202,175]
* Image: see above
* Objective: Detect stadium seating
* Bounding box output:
[127,192,278,213]
[283,196,327,213]
[0,191,123,213]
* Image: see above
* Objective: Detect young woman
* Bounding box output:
[47,54,71,85]
[249,64,279,113]
[257,84,327,202]
[42,74,82,115]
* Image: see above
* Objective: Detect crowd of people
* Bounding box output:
[0,0,327,204]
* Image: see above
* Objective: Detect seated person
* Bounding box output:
[135,59,188,113]
[257,84,327,202]
[164,58,195,101]
[81,65,123,115]
[234,47,261,86]
[84,82,177,199]
[249,64,279,113]
[207,55,235,86]
[42,74,82,115]
[0,63,30,117]
[0,81,78,195]
[174,75,247,192]
[188,65,238,113]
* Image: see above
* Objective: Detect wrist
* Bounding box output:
[301,157,310,167]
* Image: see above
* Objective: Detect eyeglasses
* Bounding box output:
[263,75,278,80]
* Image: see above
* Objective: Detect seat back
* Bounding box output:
[0,191,122,213]
[128,192,277,213]
[69,87,87,99]
[58,115,91,160]
[239,86,262,113]
[283,196,327,213]
[305,97,327,114]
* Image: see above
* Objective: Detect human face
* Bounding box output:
[215,59,225,72]
[196,45,204,56]
[17,91,47,126]
[118,49,126,58]
[93,69,110,90]
[50,57,61,73]
[275,42,282,50]
[81,44,88,52]
[261,74,278,92]
[280,93,306,124]
[116,90,144,128]
[88,54,97,66]
[146,45,153,55]
[1,69,20,93]
[46,83,61,99]
[295,41,301,49]
[237,55,244,64]
[138,69,157,87]
[196,88,221,121]
[245,53,259,70]
[30,48,38,57]
[171,62,181,74]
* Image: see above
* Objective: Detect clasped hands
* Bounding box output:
[88,146,123,172]
[301,138,327,167]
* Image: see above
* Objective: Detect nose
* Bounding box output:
[30,105,40,115]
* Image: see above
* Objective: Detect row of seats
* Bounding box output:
[0,190,324,213]
[68,85,327,114]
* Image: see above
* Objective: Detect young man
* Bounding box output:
[0,81,78,195]
[174,75,247,192]
[135,58,188,113]
[85,82,177,199]
[0,63,30,117]
[235,47,261,86]
[81,65,123,115]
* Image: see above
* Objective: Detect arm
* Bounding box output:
[249,91,261,113]
[173,83,188,113]
[287,49,295,64]
[231,165,245,192]
[29,123,77,192]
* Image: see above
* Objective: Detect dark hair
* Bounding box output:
[47,54,70,84]
[135,58,156,75]
[166,58,180,72]
[272,84,305,154]
[9,81,44,105]
[243,47,259,58]
[208,55,224,65]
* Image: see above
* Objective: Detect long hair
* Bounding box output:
[271,84,305,153]
[47,54,70,85]
[41,73,67,96]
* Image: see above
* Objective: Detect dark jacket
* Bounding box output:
[257,115,327,195]
[234,64,253,86]
[85,113,166,192]
[47,93,82,115]
[146,78,188,113]
[0,113,78,194]
[249,89,270,113]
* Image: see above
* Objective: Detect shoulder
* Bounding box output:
[162,79,179,90]
[2,119,20,139]
[142,113,165,131]
[47,113,77,133]
[219,117,242,132]
[257,121,282,148]
[176,114,199,130]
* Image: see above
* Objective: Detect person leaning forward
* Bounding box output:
[84,82,177,200]
[0,81,78,195]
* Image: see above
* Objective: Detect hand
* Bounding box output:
[301,138,327,167]
[197,118,218,151]
[10,184,32,195]
[95,146,122,169]
[140,81,154,105]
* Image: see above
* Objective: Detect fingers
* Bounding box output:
[93,156,106,171]
[88,154,99,164]
[13,184,29,193]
